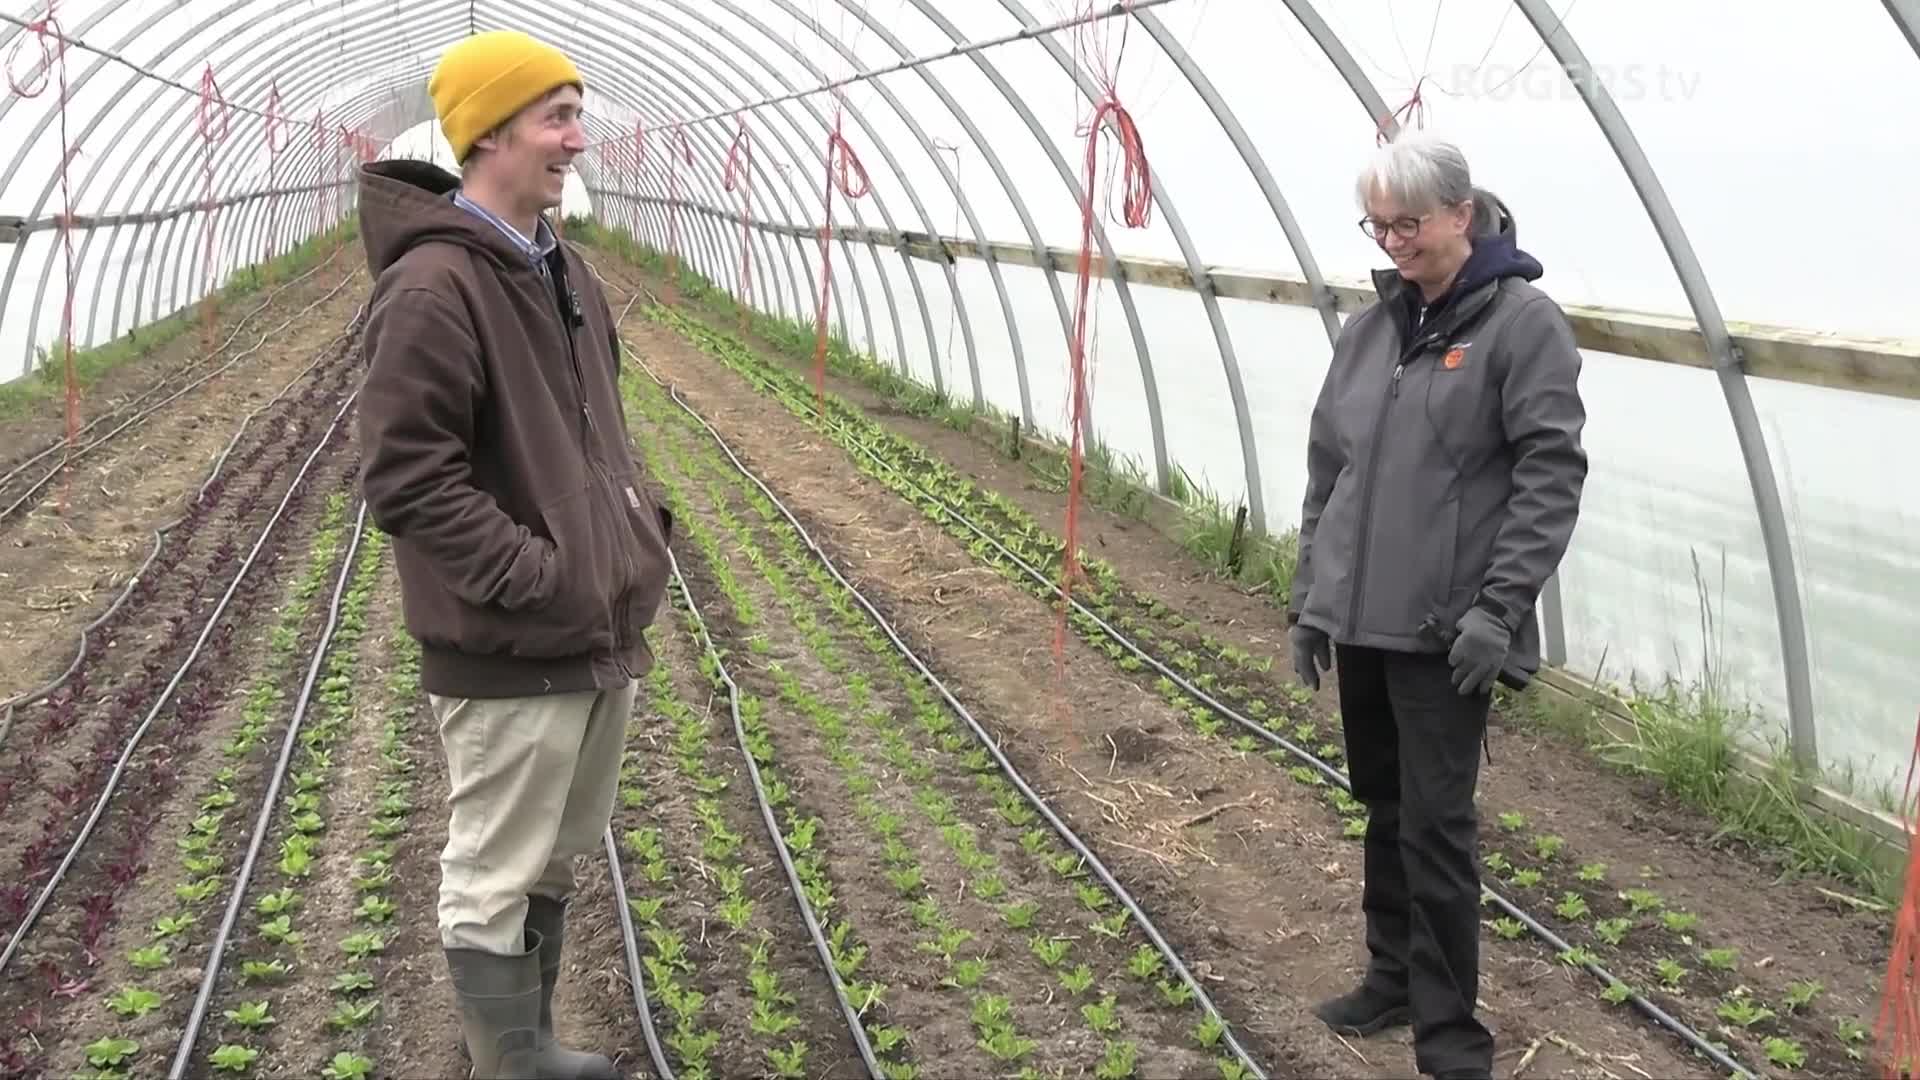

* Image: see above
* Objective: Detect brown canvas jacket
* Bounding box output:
[354,159,672,698]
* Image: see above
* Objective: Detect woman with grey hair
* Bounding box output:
[1286,132,1588,1080]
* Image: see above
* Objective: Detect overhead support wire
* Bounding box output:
[0,0,446,375]
[584,0,1181,144]
[542,1,843,344]
[0,9,348,130]
[546,0,886,373]
[683,0,967,399]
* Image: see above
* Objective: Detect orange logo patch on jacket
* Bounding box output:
[1442,341,1471,369]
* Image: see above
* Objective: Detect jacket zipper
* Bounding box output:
[1342,321,1438,640]
[548,256,631,675]
[1341,280,1504,642]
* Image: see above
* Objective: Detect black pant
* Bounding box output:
[1336,643,1494,1076]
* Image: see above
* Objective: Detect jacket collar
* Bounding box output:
[452,190,558,271]
[1370,192,1545,347]
[358,159,550,278]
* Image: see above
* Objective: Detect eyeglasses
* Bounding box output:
[1358,212,1433,241]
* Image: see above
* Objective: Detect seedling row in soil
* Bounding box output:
[624,357,1263,1078]
[615,606,858,1079]
[37,490,359,1078]
[181,521,389,1078]
[0,332,364,1074]
[634,300,1864,1076]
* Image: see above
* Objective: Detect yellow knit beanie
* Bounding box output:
[430,30,583,163]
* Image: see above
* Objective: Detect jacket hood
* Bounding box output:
[357,158,533,277]
[1372,191,1544,314]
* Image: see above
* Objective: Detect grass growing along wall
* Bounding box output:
[580,218,1907,909]
[0,217,362,421]
[1507,552,1908,907]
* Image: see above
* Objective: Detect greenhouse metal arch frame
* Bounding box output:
[4,1,1919,772]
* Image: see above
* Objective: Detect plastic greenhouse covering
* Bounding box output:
[10,3,1920,1079]
[2,2,1917,798]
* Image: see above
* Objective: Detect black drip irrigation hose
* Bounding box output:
[166,499,370,1078]
[636,302,1761,1080]
[189,310,367,506]
[0,242,348,494]
[0,265,365,522]
[601,828,677,1080]
[0,384,363,975]
[666,551,886,1080]
[0,528,160,739]
[0,308,368,742]
[576,261,680,1076]
[638,355,1270,1080]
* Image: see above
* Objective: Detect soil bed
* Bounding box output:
[608,303,1719,1079]
[595,249,1889,1078]
[0,264,368,708]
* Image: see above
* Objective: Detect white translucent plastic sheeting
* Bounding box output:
[0,0,1915,785]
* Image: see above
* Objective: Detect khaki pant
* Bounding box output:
[428,682,634,954]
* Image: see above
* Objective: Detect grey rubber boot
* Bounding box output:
[445,939,543,1080]
[524,895,622,1079]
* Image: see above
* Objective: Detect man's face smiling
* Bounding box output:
[477,84,586,215]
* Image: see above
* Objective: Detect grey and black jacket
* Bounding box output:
[1288,195,1587,682]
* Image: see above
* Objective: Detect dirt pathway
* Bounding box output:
[0,256,368,706]
[615,306,1719,1080]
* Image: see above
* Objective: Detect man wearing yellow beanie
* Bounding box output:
[355,30,669,1080]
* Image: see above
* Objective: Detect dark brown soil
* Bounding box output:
[651,420,1223,1077]
[0,446,363,1078]
[335,559,467,1080]
[608,294,1720,1079]
[174,531,394,1078]
[594,247,1891,1080]
[0,271,367,1076]
[650,409,1261,1075]
[617,590,868,1080]
[40,484,361,1078]
[0,253,368,707]
[850,378,1896,981]
[0,243,359,469]
[673,521,1018,1076]
[0,336,365,883]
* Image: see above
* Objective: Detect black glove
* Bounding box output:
[1447,607,1511,696]
[1289,624,1332,692]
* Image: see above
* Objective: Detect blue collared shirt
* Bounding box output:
[452,190,557,276]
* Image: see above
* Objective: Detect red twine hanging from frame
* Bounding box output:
[336,124,352,217]
[1375,74,1432,145]
[7,0,84,512]
[666,125,691,278]
[1875,713,1920,1077]
[263,82,288,260]
[312,111,331,226]
[723,116,753,329]
[628,121,645,241]
[811,102,871,410]
[195,64,232,348]
[1052,2,1153,726]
